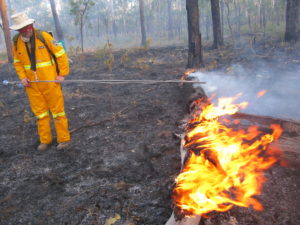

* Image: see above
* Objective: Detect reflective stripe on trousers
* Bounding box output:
[52,111,66,119]
[36,111,49,119]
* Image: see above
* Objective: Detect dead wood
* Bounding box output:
[165,132,202,225]
[233,112,300,134]
[166,83,300,224]
[232,112,300,167]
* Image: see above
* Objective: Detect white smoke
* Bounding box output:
[189,64,300,121]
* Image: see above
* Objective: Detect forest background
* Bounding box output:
[0,0,299,59]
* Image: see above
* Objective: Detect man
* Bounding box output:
[10,12,71,151]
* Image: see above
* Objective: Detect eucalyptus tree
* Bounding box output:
[0,0,13,62]
[138,0,147,47]
[49,0,64,43]
[69,0,95,52]
[210,0,223,48]
[186,0,204,68]
[285,0,300,42]
[167,0,173,40]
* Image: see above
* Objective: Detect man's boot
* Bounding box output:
[57,142,71,150]
[37,143,49,151]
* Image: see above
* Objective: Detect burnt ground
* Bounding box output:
[0,43,300,225]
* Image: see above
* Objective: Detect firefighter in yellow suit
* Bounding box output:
[10,12,71,151]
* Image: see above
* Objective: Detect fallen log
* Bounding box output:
[233,112,300,135]
[232,112,300,168]
[165,90,203,224]
[165,86,204,225]
[166,83,300,225]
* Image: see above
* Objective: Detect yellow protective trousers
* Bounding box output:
[26,82,70,144]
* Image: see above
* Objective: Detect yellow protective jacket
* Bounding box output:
[13,29,70,144]
[13,29,69,80]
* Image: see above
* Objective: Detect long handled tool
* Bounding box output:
[2,79,205,86]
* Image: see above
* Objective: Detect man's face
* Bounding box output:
[18,24,33,38]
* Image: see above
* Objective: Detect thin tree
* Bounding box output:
[285,0,300,42]
[138,0,147,47]
[186,0,204,69]
[220,0,224,39]
[49,0,64,43]
[0,0,13,63]
[167,0,173,40]
[70,0,94,52]
[210,0,223,48]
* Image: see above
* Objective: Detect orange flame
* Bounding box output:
[181,69,196,80]
[173,94,282,215]
[257,90,267,98]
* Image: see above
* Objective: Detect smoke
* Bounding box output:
[189,63,300,121]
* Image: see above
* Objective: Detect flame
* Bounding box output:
[181,69,196,80]
[257,90,267,98]
[173,94,282,215]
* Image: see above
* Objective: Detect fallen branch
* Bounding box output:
[70,106,133,134]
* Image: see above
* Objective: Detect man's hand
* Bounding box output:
[55,76,65,83]
[21,77,30,87]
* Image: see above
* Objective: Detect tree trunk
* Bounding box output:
[260,0,266,36]
[186,0,204,69]
[49,0,64,42]
[285,0,300,42]
[247,0,252,33]
[104,17,109,40]
[97,14,100,39]
[275,0,281,26]
[210,0,223,49]
[0,0,13,63]
[111,0,117,38]
[138,0,147,47]
[167,0,173,40]
[205,12,210,41]
[220,0,224,41]
[233,0,240,43]
[80,17,84,52]
[237,0,241,40]
[224,1,234,45]
[271,0,275,26]
[176,1,182,41]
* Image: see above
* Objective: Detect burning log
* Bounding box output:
[165,131,202,225]
[166,87,286,225]
[233,112,300,135]
[232,112,300,167]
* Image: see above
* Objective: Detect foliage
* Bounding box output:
[68,46,81,56]
[144,38,151,51]
[96,41,115,72]
[120,50,129,65]
[69,0,95,26]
